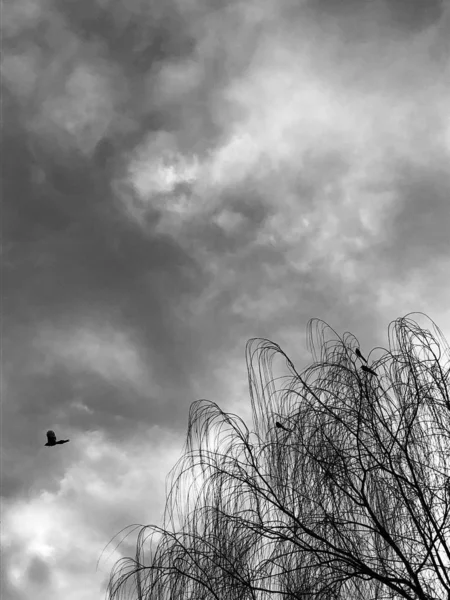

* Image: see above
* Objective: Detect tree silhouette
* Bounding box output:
[106,313,450,600]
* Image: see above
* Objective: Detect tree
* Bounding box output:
[106,313,450,600]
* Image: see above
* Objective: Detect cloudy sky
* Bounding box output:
[3,0,450,598]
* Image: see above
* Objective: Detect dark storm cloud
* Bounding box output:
[381,0,444,33]
[4,114,204,398]
[4,0,450,597]
[3,0,217,506]
[4,0,448,472]
[385,159,450,272]
[305,0,444,34]
[56,0,196,72]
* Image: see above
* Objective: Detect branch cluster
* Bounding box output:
[107,313,450,600]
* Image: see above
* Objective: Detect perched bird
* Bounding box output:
[275,421,291,433]
[45,430,70,447]
[361,365,378,377]
[355,348,368,363]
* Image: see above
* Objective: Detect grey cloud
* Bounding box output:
[1,543,28,600]
[26,555,52,586]
[5,0,449,457]
[301,0,444,35]
[4,1,450,597]
[370,158,450,281]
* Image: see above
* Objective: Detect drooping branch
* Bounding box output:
[107,313,450,600]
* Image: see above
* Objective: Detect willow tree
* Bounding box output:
[106,313,450,600]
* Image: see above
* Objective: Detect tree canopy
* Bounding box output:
[106,312,450,600]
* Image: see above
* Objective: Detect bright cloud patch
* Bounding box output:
[3,429,183,600]
[129,133,200,198]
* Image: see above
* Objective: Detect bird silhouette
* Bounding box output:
[361,365,378,377]
[355,348,368,363]
[275,421,291,432]
[45,430,70,446]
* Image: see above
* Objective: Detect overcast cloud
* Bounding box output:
[3,0,450,598]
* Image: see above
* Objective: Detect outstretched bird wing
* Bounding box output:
[46,430,56,445]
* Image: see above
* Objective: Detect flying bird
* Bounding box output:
[45,430,70,446]
[361,365,378,377]
[355,348,368,363]
[275,421,291,433]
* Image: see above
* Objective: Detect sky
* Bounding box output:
[2,0,450,598]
